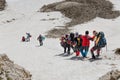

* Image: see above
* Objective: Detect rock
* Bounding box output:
[45,28,70,38]
[0,54,32,80]
[99,70,120,80]
[40,0,120,27]
[115,48,120,55]
[40,1,64,12]
[0,0,6,11]
[55,1,81,10]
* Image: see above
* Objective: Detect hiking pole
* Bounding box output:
[101,48,103,54]
[106,44,108,53]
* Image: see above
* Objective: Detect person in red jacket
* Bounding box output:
[80,31,91,58]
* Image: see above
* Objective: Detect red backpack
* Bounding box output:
[22,36,25,42]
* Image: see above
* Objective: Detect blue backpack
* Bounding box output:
[97,32,107,48]
[42,36,45,41]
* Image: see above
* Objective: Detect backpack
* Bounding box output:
[27,33,32,37]
[29,34,32,37]
[41,36,45,41]
[37,35,45,41]
[95,32,107,48]
[22,36,25,42]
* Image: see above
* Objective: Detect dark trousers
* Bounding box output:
[64,44,70,54]
[90,46,101,58]
[39,40,43,46]
[61,42,71,54]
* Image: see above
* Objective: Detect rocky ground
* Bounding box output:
[0,54,31,80]
[0,0,6,11]
[45,27,70,38]
[40,0,120,26]
[40,0,120,38]
[98,70,120,80]
[115,48,120,55]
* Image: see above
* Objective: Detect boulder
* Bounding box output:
[0,0,6,11]
[115,48,120,55]
[99,70,120,80]
[0,54,32,80]
[40,0,120,27]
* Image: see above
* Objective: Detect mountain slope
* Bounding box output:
[0,0,120,80]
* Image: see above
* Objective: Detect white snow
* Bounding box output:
[0,0,120,80]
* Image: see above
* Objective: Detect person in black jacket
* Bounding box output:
[37,34,45,46]
[74,34,82,56]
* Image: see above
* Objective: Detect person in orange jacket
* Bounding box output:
[90,30,106,59]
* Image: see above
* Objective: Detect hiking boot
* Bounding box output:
[92,55,96,59]
[64,51,66,53]
[96,54,100,57]
[82,58,88,61]
[67,51,70,55]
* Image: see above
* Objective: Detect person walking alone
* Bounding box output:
[37,34,45,46]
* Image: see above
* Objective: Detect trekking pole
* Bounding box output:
[106,44,108,53]
[101,48,103,54]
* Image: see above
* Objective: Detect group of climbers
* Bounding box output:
[21,30,107,59]
[21,33,45,46]
[60,30,107,59]
[22,33,32,42]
